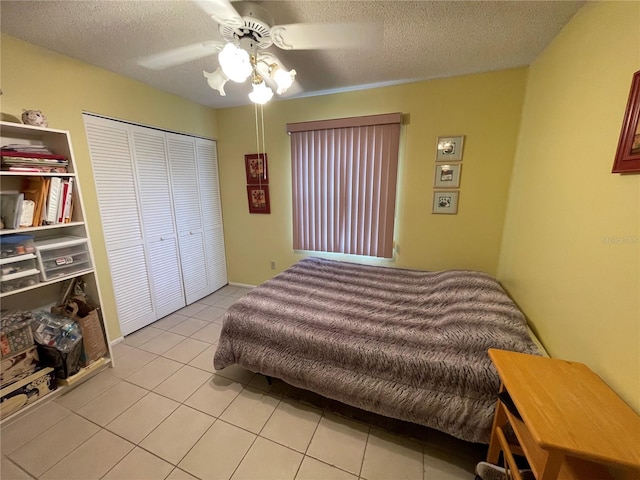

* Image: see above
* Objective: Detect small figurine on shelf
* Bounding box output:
[21,109,48,127]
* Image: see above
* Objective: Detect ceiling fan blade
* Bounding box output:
[271,23,379,50]
[137,42,224,70]
[193,0,243,28]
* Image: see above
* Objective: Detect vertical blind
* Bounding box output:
[287,113,402,258]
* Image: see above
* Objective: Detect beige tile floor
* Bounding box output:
[1,285,486,480]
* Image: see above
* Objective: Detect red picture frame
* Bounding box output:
[245,153,268,184]
[246,185,271,214]
[612,70,640,173]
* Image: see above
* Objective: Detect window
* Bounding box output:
[287,113,402,258]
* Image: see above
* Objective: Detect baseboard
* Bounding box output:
[228,282,257,289]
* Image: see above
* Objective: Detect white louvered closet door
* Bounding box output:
[166,133,210,304]
[83,116,155,336]
[130,126,186,318]
[196,138,228,293]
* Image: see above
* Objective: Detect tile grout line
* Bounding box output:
[8,286,481,480]
[358,426,372,479]
[300,410,366,479]
[34,414,122,480]
[292,408,326,479]
[55,350,215,473]
[2,455,35,480]
[2,289,240,480]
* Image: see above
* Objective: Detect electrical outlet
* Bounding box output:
[270,261,276,270]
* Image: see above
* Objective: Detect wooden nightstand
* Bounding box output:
[486,349,640,480]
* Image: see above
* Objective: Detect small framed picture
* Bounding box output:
[436,136,465,161]
[432,191,459,214]
[247,185,271,214]
[245,153,268,185]
[434,164,461,188]
[612,70,640,173]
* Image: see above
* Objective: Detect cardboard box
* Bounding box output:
[0,345,39,387]
[0,367,56,419]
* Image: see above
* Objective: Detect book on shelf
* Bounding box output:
[56,180,74,224]
[0,176,75,230]
[6,167,41,173]
[61,178,74,223]
[45,177,73,225]
[45,177,62,225]
[1,144,55,155]
[1,150,67,160]
[3,164,68,173]
[56,181,68,224]
[2,156,68,174]
[1,148,69,173]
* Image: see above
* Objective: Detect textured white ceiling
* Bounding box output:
[0,0,585,109]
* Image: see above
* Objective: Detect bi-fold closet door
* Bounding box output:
[166,134,227,299]
[84,115,227,336]
[166,133,209,305]
[132,126,185,321]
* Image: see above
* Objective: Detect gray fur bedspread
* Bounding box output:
[213,257,539,443]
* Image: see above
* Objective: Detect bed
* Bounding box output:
[213,257,541,444]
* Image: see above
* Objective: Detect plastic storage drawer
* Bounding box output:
[35,237,92,281]
[1,254,38,277]
[0,234,36,259]
[1,269,40,293]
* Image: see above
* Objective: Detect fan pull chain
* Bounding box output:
[253,103,268,188]
[261,104,267,181]
[254,102,262,189]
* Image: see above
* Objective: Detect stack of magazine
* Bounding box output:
[1,144,68,173]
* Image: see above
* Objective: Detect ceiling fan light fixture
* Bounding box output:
[269,64,296,94]
[203,67,229,96]
[218,42,251,83]
[249,79,274,105]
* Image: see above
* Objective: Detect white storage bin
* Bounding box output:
[35,237,92,281]
[1,269,40,293]
[0,254,38,278]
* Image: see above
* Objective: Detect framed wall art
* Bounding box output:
[245,153,268,184]
[612,70,640,173]
[247,185,271,214]
[434,164,461,188]
[432,191,459,214]
[436,136,465,161]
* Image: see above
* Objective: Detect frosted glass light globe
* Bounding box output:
[271,65,296,94]
[218,43,251,83]
[249,80,274,105]
[203,67,229,96]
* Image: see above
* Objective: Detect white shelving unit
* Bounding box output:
[0,120,113,423]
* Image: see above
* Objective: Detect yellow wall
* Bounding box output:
[497,1,640,411]
[0,34,218,340]
[1,2,637,416]
[218,69,527,285]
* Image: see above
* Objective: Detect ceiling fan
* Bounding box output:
[138,0,376,104]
